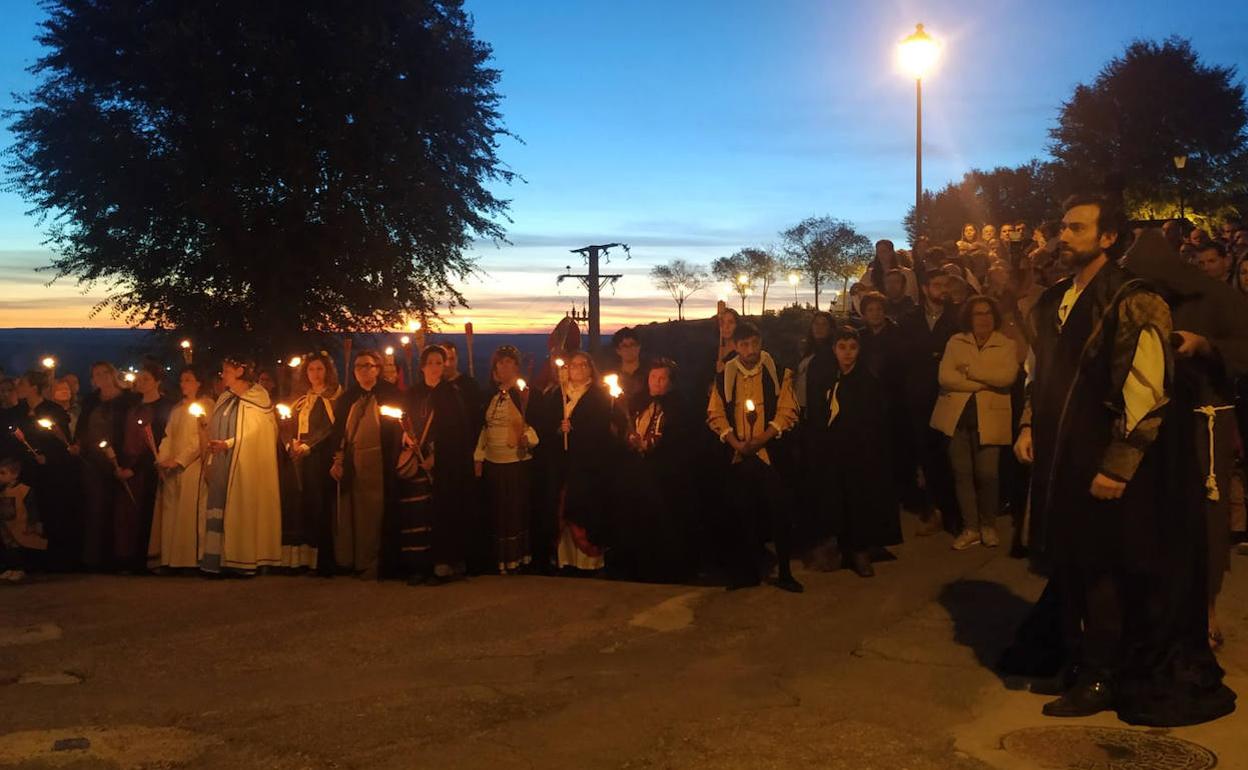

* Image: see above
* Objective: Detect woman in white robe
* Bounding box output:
[200,357,282,574]
[147,367,212,569]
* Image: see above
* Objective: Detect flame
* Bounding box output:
[399,335,410,345]
[516,378,527,392]
[609,383,624,398]
[188,403,206,418]
[98,440,109,449]
[180,339,191,349]
[603,373,620,388]
[37,418,54,429]
[745,399,756,412]
[554,358,565,368]
[123,372,137,383]
[288,356,303,368]
[379,405,405,420]
[384,346,395,356]
[276,403,292,420]
[407,319,421,332]
[41,356,56,369]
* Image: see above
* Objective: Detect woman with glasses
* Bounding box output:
[331,350,403,579]
[930,296,1019,550]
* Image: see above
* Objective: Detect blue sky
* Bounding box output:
[1,0,1246,330]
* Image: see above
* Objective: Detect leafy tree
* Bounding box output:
[903,161,1061,244]
[1049,37,1248,216]
[649,259,708,321]
[4,0,513,357]
[779,217,871,310]
[710,251,754,314]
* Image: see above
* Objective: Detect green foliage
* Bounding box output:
[4,0,513,357]
[779,217,871,310]
[1048,37,1247,216]
[904,160,1062,244]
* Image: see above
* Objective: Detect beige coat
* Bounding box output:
[930,331,1019,446]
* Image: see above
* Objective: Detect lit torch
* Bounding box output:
[98,440,138,505]
[36,417,69,446]
[136,417,158,457]
[41,355,57,383]
[180,339,193,364]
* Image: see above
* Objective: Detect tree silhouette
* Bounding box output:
[711,251,754,314]
[779,217,871,310]
[903,161,1061,244]
[4,0,513,357]
[1049,37,1247,216]
[649,259,708,321]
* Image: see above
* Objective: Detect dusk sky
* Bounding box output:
[1,0,1246,332]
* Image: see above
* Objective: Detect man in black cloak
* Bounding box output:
[1124,228,1248,651]
[1006,195,1235,725]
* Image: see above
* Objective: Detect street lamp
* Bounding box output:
[788,272,800,305]
[1173,154,1188,223]
[898,23,939,243]
[736,273,750,315]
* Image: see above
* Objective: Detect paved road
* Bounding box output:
[2,519,1245,769]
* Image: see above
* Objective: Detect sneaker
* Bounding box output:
[980,526,1000,548]
[951,529,981,550]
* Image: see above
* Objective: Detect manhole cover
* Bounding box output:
[1002,726,1216,769]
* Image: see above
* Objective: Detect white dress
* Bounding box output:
[148,397,212,568]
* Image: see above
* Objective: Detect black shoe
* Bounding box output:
[850,551,875,578]
[773,575,805,593]
[1042,680,1113,718]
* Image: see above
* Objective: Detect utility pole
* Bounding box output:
[558,243,627,352]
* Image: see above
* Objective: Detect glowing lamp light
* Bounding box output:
[1173,155,1188,170]
[379,405,404,420]
[37,418,54,430]
[788,273,800,285]
[180,339,191,349]
[276,403,293,420]
[288,356,303,369]
[898,23,939,80]
[188,403,206,418]
[516,378,527,392]
[745,399,756,413]
[399,335,411,345]
[407,319,421,332]
[41,356,56,369]
[737,273,749,286]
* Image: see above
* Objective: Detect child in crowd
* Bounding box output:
[0,456,47,582]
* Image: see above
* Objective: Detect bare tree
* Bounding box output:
[650,259,709,321]
[711,249,770,314]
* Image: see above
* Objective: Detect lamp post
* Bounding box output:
[788,272,800,306]
[898,24,939,243]
[1173,154,1188,223]
[737,273,750,315]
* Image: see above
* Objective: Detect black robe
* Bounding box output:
[403,380,476,573]
[539,383,618,551]
[1006,255,1235,726]
[11,400,78,570]
[815,365,902,551]
[611,391,693,582]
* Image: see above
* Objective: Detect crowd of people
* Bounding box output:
[2,197,1245,725]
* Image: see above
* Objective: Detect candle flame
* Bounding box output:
[123,372,136,383]
[98,440,109,449]
[137,418,145,425]
[180,339,191,349]
[745,399,756,412]
[384,346,395,356]
[399,335,410,345]
[37,418,54,429]
[609,383,623,398]
[41,356,56,369]
[603,373,620,388]
[516,378,527,392]
[288,356,302,368]
[379,405,404,420]
[276,403,292,420]
[188,403,206,418]
[554,358,565,368]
